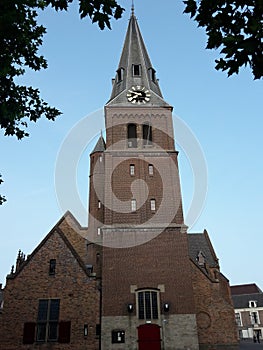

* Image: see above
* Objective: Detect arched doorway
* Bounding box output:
[137,324,161,350]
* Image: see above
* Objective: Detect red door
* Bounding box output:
[138,324,161,350]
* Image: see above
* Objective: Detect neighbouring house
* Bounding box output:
[231,284,263,341]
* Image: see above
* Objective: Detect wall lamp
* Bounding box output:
[127,303,134,313]
[163,303,170,312]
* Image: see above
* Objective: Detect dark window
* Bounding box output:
[49,259,56,275]
[251,312,259,324]
[138,291,159,320]
[36,299,60,342]
[112,330,125,343]
[86,264,93,274]
[96,324,101,337]
[23,322,36,344]
[133,64,141,76]
[143,123,152,145]
[117,68,124,82]
[58,321,71,343]
[149,68,156,82]
[84,324,88,336]
[127,124,137,148]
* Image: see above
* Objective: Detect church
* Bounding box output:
[0,9,238,350]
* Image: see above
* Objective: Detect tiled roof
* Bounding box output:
[232,293,263,308]
[188,231,218,268]
[230,284,262,295]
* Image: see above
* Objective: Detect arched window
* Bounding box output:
[127,124,137,148]
[137,290,159,320]
[143,123,152,145]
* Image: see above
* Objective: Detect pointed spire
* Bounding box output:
[107,10,170,107]
[131,0,134,16]
[91,135,106,154]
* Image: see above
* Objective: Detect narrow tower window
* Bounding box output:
[131,199,137,212]
[148,68,156,82]
[132,64,141,76]
[116,68,124,82]
[98,200,101,209]
[148,164,154,175]
[143,123,152,145]
[127,124,137,148]
[130,164,135,176]
[49,259,56,275]
[150,199,156,211]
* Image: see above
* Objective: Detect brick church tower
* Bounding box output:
[87,9,238,350]
[100,10,199,349]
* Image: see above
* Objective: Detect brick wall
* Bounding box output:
[0,229,100,350]
[191,260,238,349]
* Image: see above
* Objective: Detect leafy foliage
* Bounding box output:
[0,175,6,205]
[0,0,124,140]
[0,0,61,139]
[184,0,263,79]
[0,0,124,204]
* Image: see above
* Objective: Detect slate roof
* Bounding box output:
[188,230,219,268]
[107,12,170,108]
[231,284,262,295]
[92,135,106,153]
[0,287,3,307]
[232,293,263,309]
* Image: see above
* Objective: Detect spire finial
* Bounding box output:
[131,0,134,16]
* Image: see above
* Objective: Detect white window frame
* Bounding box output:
[150,199,156,211]
[130,164,135,176]
[235,312,242,326]
[131,199,137,212]
[148,164,154,176]
[249,300,257,308]
[136,289,160,320]
[250,311,260,325]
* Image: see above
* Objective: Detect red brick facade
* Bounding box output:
[0,217,100,350]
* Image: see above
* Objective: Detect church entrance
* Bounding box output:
[137,324,161,350]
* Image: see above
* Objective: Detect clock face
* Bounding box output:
[127,86,151,104]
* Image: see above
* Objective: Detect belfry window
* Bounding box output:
[127,124,137,148]
[149,68,156,82]
[132,64,141,76]
[116,68,124,82]
[143,123,152,145]
[137,290,159,320]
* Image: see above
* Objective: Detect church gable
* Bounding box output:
[0,221,100,349]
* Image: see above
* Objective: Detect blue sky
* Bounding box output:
[0,0,262,288]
